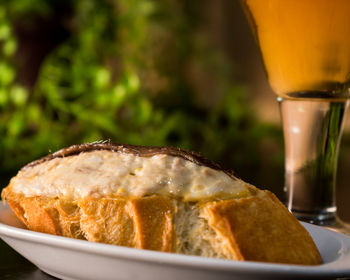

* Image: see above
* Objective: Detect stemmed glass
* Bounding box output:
[241,0,350,234]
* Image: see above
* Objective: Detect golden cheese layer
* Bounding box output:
[9,151,252,201]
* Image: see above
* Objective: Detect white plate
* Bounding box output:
[1,203,350,280]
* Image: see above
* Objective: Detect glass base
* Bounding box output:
[293,210,350,236]
[279,98,350,236]
[324,218,350,236]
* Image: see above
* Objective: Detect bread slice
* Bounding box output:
[1,142,322,265]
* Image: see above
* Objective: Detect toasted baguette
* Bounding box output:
[1,143,322,265]
[2,188,321,265]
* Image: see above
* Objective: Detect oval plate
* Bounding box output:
[0,203,350,280]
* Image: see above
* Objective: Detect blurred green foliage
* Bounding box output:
[0,0,283,186]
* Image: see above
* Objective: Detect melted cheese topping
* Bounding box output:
[9,151,252,201]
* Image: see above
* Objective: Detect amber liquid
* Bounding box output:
[242,0,350,100]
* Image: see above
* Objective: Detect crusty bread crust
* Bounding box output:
[3,188,174,252]
[2,187,322,265]
[201,191,322,265]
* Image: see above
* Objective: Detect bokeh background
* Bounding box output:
[0,0,349,221]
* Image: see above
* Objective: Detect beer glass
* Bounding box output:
[241,0,350,234]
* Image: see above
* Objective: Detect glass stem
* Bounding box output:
[278,98,348,225]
